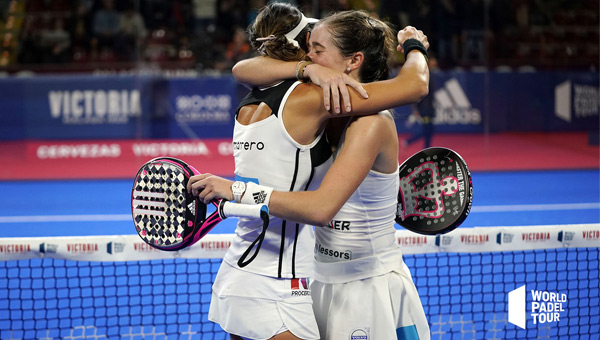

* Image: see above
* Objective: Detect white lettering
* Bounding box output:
[574,85,599,117]
[48,89,142,124]
[71,91,83,117]
[94,90,106,117]
[434,107,482,125]
[108,90,120,115]
[530,289,567,325]
[37,144,121,159]
[84,91,94,115]
[49,91,63,118]
[132,142,210,157]
[218,142,233,156]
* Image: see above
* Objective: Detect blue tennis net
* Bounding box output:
[0,226,598,339]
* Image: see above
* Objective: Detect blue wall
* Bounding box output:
[0,71,597,141]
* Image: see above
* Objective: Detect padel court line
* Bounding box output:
[0,203,598,223]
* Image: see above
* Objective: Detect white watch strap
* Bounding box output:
[232,181,246,203]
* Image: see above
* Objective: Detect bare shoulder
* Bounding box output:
[286,82,325,112]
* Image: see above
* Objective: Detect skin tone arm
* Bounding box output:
[284,50,428,136]
[229,28,430,149]
[233,27,428,115]
[188,27,428,222]
[188,112,392,226]
[233,57,369,113]
[283,26,429,126]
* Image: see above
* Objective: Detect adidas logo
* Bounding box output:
[253,191,267,204]
[433,78,481,125]
[187,202,196,215]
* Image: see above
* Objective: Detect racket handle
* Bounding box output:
[220,200,269,219]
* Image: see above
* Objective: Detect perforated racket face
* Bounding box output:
[396,147,473,235]
[131,157,206,251]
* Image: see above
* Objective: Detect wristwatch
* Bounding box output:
[231,181,246,202]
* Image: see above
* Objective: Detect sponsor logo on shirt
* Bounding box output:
[291,278,310,296]
[232,141,265,151]
[350,328,369,340]
[327,220,351,232]
[315,243,352,260]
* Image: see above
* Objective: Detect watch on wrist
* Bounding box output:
[231,181,246,202]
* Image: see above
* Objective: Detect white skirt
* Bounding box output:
[311,262,430,340]
[209,261,320,340]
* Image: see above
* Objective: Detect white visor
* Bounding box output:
[284,13,318,48]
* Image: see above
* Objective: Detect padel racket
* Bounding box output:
[396,147,473,235]
[131,157,268,251]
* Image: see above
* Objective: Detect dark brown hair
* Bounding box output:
[318,11,396,83]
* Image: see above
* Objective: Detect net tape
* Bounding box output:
[1,224,598,340]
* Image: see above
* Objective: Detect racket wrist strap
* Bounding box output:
[241,182,273,206]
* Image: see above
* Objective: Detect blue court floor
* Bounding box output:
[0,170,598,237]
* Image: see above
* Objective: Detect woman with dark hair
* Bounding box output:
[191,3,430,340]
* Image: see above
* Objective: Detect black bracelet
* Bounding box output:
[402,38,428,61]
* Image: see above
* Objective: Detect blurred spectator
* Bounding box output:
[69,0,93,62]
[347,0,379,17]
[39,18,71,63]
[71,21,91,62]
[92,0,120,51]
[115,5,148,61]
[192,0,217,34]
[435,0,461,68]
[144,26,176,62]
[11,0,600,72]
[216,0,247,42]
[407,0,433,39]
[461,0,485,64]
[176,35,195,62]
[17,16,43,64]
[379,0,406,30]
[140,0,173,31]
[214,26,252,72]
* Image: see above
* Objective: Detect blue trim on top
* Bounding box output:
[234,175,259,184]
[396,325,419,340]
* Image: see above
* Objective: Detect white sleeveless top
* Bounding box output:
[313,111,404,284]
[223,80,333,279]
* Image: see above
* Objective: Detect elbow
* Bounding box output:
[231,62,242,80]
[308,208,337,227]
[413,76,429,102]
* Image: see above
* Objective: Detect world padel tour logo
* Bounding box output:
[555,80,599,122]
[508,285,567,329]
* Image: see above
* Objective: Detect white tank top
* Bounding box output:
[224,80,333,279]
[314,111,404,284]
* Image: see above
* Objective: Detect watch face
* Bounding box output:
[233,182,245,193]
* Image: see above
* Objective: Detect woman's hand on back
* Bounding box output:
[303,63,369,114]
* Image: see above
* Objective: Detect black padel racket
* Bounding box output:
[396,147,473,235]
[132,157,268,251]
